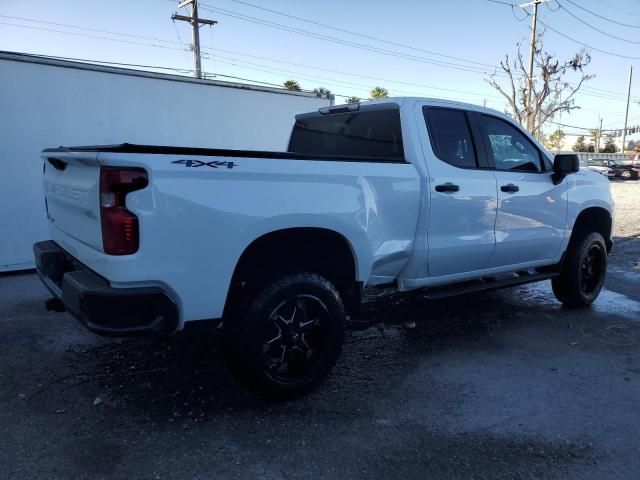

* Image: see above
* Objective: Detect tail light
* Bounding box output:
[100,167,148,255]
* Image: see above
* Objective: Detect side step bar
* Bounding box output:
[421,271,559,300]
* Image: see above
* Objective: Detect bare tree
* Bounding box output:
[486,33,593,136]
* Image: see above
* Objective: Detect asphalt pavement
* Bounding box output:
[0,183,638,480]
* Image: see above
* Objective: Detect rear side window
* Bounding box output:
[288,109,404,160]
[423,107,478,168]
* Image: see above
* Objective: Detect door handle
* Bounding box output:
[435,183,460,193]
[500,184,519,193]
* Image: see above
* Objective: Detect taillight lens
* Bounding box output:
[99,167,148,255]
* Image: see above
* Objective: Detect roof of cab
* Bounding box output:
[355,96,511,119]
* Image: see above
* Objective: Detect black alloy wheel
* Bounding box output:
[225,272,345,398]
[580,243,606,296]
[261,294,332,383]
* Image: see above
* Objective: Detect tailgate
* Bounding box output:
[42,151,103,251]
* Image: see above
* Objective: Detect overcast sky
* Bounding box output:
[1,0,638,135]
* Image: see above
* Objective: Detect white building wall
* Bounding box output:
[0,53,331,271]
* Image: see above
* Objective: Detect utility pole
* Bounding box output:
[621,65,633,154]
[595,116,603,153]
[518,0,549,132]
[172,0,217,79]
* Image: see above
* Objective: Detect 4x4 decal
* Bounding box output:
[172,159,237,169]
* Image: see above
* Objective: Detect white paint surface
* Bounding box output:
[0,53,330,271]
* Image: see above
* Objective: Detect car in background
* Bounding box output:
[580,160,615,179]
[588,158,639,180]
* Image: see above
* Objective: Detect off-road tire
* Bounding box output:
[551,231,607,308]
[224,272,344,399]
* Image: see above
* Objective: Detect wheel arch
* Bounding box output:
[569,206,613,253]
[223,227,362,318]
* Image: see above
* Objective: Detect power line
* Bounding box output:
[221,0,496,68]
[197,4,496,75]
[5,12,636,102]
[556,1,640,44]
[0,14,182,45]
[207,54,505,104]
[488,1,640,57]
[0,21,187,52]
[9,51,332,92]
[4,12,637,103]
[593,0,640,17]
[547,120,616,132]
[534,17,640,59]
[201,3,640,100]
[2,10,500,77]
[199,46,505,99]
[0,17,505,102]
[563,0,640,28]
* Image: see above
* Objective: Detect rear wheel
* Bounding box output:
[551,232,607,308]
[225,272,344,398]
[620,170,632,179]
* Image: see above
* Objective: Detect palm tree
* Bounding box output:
[370,86,388,100]
[283,80,301,91]
[313,87,331,97]
[345,96,360,104]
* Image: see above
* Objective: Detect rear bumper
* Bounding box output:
[33,241,179,337]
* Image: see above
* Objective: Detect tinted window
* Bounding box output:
[479,115,542,172]
[587,159,603,166]
[424,107,478,168]
[288,109,404,160]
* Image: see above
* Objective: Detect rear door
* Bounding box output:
[41,152,103,250]
[420,106,498,277]
[473,113,568,267]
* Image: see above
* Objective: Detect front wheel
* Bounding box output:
[551,232,607,308]
[620,170,632,179]
[225,272,345,398]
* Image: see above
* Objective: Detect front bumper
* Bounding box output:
[33,241,178,337]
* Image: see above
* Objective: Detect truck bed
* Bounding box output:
[43,143,406,163]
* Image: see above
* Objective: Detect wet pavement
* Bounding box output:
[1,252,639,479]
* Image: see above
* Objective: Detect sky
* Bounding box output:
[1,0,638,136]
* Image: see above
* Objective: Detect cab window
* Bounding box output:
[478,115,543,172]
[423,107,478,169]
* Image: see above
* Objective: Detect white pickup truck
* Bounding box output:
[35,98,613,397]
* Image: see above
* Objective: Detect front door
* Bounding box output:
[421,106,498,277]
[474,113,568,268]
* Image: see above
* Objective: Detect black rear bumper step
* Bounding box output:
[421,272,558,300]
[33,241,179,337]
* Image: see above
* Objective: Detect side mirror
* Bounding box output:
[552,154,579,184]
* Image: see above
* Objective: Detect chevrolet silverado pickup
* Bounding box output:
[35,98,614,397]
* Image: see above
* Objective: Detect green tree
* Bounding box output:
[345,96,360,104]
[602,134,618,153]
[283,80,301,91]
[545,129,566,151]
[313,87,331,97]
[370,86,389,100]
[572,135,588,152]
